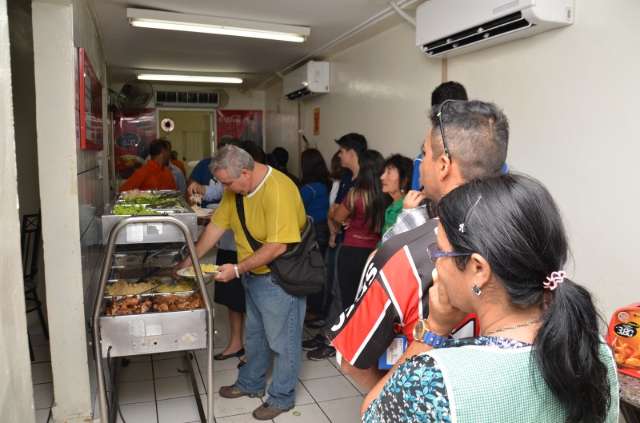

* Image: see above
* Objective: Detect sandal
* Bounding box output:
[237,356,247,368]
[214,348,245,361]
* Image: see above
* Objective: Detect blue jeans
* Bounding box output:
[235,272,306,409]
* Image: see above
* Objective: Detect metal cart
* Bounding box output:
[92,214,214,423]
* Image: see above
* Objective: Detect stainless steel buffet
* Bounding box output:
[92,191,214,423]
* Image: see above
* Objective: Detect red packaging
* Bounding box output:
[607,303,640,378]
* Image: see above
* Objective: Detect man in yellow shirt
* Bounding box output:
[180,145,306,420]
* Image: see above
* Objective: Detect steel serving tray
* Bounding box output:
[99,308,207,358]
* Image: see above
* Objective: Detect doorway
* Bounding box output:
[158,109,214,176]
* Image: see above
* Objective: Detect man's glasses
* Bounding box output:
[427,242,471,264]
[436,99,456,160]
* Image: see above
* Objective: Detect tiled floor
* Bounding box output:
[29,301,364,423]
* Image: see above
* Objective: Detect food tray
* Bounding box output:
[102,210,197,245]
[104,277,196,298]
[99,308,207,358]
[104,292,204,316]
[112,249,182,268]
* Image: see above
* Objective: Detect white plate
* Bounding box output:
[177,265,219,278]
[192,206,214,218]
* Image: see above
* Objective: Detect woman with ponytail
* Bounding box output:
[362,173,618,422]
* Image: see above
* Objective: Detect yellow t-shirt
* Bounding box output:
[212,167,306,274]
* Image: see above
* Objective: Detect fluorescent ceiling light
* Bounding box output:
[137,74,243,84]
[127,8,310,43]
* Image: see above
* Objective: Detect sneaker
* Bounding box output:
[305,318,327,329]
[307,344,336,360]
[252,403,293,420]
[302,334,326,351]
[219,385,263,399]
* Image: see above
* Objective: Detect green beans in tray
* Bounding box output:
[112,204,160,216]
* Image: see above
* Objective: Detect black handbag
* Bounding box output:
[235,195,326,297]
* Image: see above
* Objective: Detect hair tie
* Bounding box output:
[543,271,566,291]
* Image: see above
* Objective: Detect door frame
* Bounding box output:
[155,107,217,156]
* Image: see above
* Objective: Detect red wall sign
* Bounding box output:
[78,48,103,150]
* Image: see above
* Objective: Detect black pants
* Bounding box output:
[336,245,374,312]
[214,249,246,313]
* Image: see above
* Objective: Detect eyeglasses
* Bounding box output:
[427,242,471,264]
[436,99,456,160]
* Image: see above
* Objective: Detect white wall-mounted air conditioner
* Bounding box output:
[416,0,574,58]
[283,61,330,100]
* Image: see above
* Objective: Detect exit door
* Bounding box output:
[158,109,214,175]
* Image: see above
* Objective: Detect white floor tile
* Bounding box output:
[303,376,360,402]
[298,360,340,381]
[119,361,153,383]
[155,375,205,401]
[213,369,239,393]
[153,357,191,379]
[157,395,207,423]
[274,403,330,423]
[213,392,262,418]
[34,408,51,423]
[117,380,155,405]
[213,356,242,372]
[116,401,157,423]
[293,382,314,406]
[343,374,369,396]
[318,396,364,423]
[215,413,261,423]
[33,383,53,410]
[31,362,52,384]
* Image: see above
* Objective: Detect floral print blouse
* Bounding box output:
[363,336,531,422]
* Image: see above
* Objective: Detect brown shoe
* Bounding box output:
[219,385,263,399]
[252,403,293,420]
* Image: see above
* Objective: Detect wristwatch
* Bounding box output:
[412,319,447,348]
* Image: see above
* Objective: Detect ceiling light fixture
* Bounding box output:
[137,74,243,84]
[127,8,310,43]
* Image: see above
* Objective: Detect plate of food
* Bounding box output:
[177,263,220,278]
[192,205,215,218]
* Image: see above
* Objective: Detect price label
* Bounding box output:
[146,223,163,236]
[614,323,638,338]
[126,224,144,242]
[129,320,145,337]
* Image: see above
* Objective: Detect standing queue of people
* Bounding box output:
[118,81,620,421]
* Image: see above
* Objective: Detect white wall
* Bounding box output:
[265,79,300,176]
[32,1,94,421]
[292,24,441,162]
[446,0,640,319]
[264,4,640,320]
[0,0,36,420]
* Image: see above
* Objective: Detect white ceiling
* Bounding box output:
[92,0,413,87]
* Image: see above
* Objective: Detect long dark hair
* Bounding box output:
[437,174,611,423]
[348,149,388,233]
[301,148,330,189]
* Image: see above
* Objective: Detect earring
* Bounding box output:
[472,284,482,296]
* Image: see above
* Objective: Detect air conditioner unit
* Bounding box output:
[283,61,330,100]
[416,0,574,58]
[155,90,220,108]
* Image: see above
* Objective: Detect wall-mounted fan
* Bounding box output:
[117,81,153,110]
